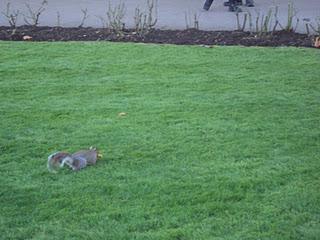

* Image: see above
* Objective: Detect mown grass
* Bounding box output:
[0,42,319,240]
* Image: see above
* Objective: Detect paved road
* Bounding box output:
[1,0,319,33]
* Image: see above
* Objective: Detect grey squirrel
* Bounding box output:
[47,147,102,172]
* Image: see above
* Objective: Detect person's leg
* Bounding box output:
[203,0,214,10]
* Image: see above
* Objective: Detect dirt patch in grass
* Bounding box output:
[0,26,317,47]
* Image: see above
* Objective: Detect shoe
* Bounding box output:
[229,5,235,11]
[229,5,242,12]
[203,4,210,11]
[245,0,254,7]
[224,1,242,6]
[224,1,230,6]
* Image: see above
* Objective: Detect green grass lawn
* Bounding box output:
[0,42,319,240]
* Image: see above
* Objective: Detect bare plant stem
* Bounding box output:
[236,11,241,30]
[242,13,248,31]
[146,0,157,29]
[293,18,300,32]
[309,23,320,35]
[284,0,298,32]
[247,11,253,33]
[272,20,279,34]
[255,10,260,33]
[79,8,89,28]
[96,15,108,28]
[263,8,272,33]
[185,10,200,30]
[286,0,293,31]
[56,11,61,27]
[23,0,47,27]
[271,5,279,34]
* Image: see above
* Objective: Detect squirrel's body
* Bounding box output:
[47,147,100,172]
[72,150,98,165]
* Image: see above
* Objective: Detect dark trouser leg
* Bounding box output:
[203,0,214,10]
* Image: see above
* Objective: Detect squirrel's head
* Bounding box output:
[90,146,103,159]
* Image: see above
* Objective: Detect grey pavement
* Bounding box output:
[1,0,319,33]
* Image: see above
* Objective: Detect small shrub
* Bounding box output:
[134,0,158,37]
[107,1,126,35]
[1,2,20,29]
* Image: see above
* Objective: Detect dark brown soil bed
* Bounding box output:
[0,26,318,48]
